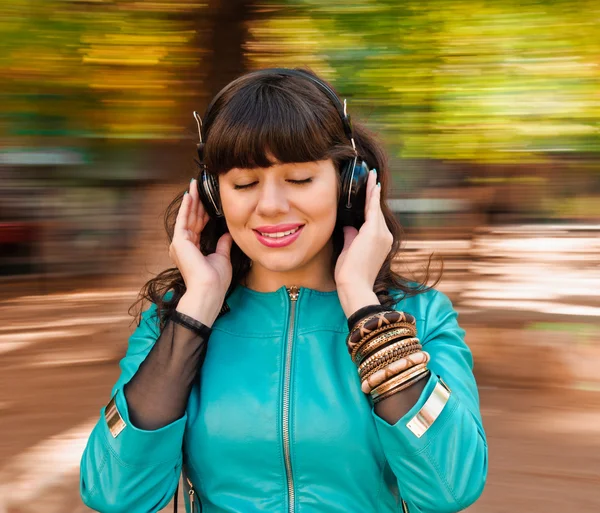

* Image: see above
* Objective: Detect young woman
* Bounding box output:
[80,68,487,513]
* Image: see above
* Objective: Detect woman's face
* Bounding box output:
[219,158,339,275]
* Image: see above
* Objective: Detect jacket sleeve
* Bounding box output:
[79,302,186,513]
[371,290,488,513]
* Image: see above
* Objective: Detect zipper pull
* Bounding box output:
[186,476,196,512]
[189,489,195,512]
[286,285,299,301]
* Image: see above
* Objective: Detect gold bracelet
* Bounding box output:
[371,362,429,400]
[358,344,423,376]
[349,322,415,357]
[354,331,419,366]
[372,369,431,404]
[361,351,430,391]
[357,338,421,371]
[358,345,424,382]
[351,326,415,361]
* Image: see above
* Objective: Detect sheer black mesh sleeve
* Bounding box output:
[123,312,210,430]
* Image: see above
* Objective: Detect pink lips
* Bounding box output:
[253,223,305,248]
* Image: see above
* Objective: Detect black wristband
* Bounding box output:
[347,304,393,331]
[169,310,212,340]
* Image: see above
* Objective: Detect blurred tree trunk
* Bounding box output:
[204,0,255,103]
[155,0,257,183]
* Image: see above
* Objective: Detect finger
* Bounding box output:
[187,179,198,232]
[215,232,233,259]
[194,185,207,234]
[365,172,381,223]
[363,169,377,218]
[175,192,191,235]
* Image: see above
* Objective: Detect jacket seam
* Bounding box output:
[425,441,465,511]
[374,457,385,513]
[99,423,181,469]
[297,326,347,335]
[213,327,285,338]
[212,326,348,337]
[84,446,109,498]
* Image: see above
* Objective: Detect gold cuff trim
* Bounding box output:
[406,376,451,438]
[105,394,127,438]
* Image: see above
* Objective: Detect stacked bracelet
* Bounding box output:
[361,351,430,394]
[372,368,431,404]
[347,310,416,355]
[347,308,429,402]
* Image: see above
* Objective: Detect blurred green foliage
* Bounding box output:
[1,0,599,170]
[253,0,600,163]
[0,0,204,140]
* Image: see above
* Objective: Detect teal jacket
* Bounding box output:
[80,285,487,512]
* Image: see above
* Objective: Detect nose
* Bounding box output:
[255,180,290,218]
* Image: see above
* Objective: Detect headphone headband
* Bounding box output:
[201,68,354,143]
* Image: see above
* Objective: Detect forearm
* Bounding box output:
[341,290,429,423]
[123,293,214,430]
[373,372,487,513]
[373,373,428,424]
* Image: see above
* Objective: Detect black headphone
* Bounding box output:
[193,68,376,229]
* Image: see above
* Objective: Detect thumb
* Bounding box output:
[341,226,358,252]
[215,232,233,259]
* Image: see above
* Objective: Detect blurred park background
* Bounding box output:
[1,0,600,511]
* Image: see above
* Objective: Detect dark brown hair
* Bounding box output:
[130,68,441,330]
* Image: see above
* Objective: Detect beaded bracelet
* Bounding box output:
[350,323,415,359]
[361,351,430,394]
[357,339,421,375]
[352,328,416,364]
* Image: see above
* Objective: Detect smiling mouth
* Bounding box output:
[256,226,303,239]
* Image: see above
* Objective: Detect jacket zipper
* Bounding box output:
[283,285,299,513]
[401,498,409,513]
[186,474,198,512]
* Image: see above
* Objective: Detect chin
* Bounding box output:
[253,253,306,273]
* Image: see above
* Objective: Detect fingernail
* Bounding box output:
[190,178,194,183]
[377,182,381,188]
[370,168,377,175]
[184,191,188,196]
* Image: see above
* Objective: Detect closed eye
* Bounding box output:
[233,181,258,190]
[233,178,312,190]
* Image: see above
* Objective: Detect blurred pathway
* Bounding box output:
[2,225,600,512]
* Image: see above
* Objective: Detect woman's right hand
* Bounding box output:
[169,178,233,322]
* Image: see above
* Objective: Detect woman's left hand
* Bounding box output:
[334,169,394,317]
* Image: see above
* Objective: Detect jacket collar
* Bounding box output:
[213,284,347,337]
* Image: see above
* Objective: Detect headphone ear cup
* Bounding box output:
[197,169,224,219]
[337,158,371,228]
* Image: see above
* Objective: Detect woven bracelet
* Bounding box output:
[169,310,212,339]
[347,310,417,349]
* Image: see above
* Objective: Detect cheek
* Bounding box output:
[221,190,249,226]
[306,180,338,223]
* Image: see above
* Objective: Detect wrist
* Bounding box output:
[337,287,380,319]
[176,290,223,327]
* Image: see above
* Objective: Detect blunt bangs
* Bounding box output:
[203,76,352,174]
